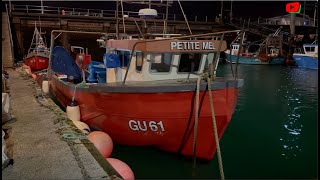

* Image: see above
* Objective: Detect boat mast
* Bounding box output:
[39,16,42,36]
[303,1,306,19]
[35,22,39,51]
[29,22,36,53]
[314,3,317,27]
[120,0,126,34]
[230,0,233,22]
[163,0,169,36]
[116,0,119,39]
[220,1,223,23]
[177,0,192,34]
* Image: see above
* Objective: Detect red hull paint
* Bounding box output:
[49,77,239,160]
[25,56,49,70]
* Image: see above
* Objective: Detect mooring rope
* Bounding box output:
[192,75,201,175]
[71,82,86,102]
[207,76,225,180]
[192,74,225,180]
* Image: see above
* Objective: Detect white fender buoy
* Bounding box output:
[42,80,49,93]
[66,101,80,122]
[2,130,9,164]
[73,121,90,135]
[2,93,10,114]
[107,158,135,180]
[88,131,113,158]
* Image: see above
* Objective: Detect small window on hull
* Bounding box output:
[178,53,201,73]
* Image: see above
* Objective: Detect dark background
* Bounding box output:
[2,1,318,19]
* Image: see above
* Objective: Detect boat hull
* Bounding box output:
[25,55,49,70]
[49,75,241,160]
[225,52,284,65]
[292,55,318,70]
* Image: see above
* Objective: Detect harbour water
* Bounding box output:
[111,64,318,179]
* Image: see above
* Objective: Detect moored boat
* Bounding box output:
[225,32,285,65]
[46,29,244,161]
[24,22,50,71]
[292,41,318,70]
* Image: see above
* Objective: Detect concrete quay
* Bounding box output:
[2,68,122,180]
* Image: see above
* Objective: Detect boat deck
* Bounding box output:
[55,75,244,93]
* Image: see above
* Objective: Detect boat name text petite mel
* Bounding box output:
[170,41,215,50]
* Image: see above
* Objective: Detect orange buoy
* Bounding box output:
[25,66,31,74]
[31,74,37,80]
[88,131,113,158]
[285,59,295,66]
[107,158,135,180]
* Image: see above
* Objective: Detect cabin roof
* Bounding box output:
[303,44,318,47]
[106,39,227,53]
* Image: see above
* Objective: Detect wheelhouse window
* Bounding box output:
[203,53,215,71]
[149,53,172,73]
[178,53,201,73]
[305,46,316,52]
[305,47,309,52]
[136,52,143,72]
[117,50,130,67]
[310,47,315,52]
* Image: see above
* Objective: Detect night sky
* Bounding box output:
[2,1,318,20]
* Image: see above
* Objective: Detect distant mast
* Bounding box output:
[230,0,233,22]
[220,1,223,23]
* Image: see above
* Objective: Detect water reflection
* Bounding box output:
[109,64,317,179]
[278,67,317,160]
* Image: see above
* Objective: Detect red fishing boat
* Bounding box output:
[45,29,244,161]
[24,22,50,71]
